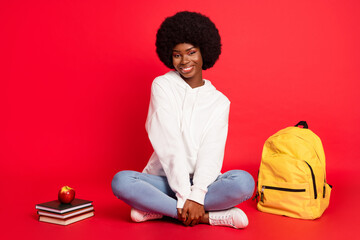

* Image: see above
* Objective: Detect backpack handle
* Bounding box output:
[295,121,308,129]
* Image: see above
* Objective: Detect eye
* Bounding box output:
[188,50,197,55]
[173,53,180,58]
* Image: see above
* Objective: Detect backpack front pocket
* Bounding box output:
[258,181,312,219]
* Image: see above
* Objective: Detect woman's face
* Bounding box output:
[172,43,203,83]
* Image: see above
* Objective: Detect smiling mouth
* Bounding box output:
[179,66,194,74]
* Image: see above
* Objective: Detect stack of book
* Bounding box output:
[35,199,94,225]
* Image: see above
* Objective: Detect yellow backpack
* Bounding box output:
[255,121,332,219]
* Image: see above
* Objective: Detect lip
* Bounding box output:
[179,66,194,74]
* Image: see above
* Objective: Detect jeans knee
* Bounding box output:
[230,170,255,199]
[242,171,255,196]
[111,170,135,198]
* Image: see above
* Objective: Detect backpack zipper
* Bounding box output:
[252,170,260,201]
[259,161,318,202]
[260,185,306,202]
[305,161,317,199]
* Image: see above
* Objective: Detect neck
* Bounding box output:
[181,73,204,88]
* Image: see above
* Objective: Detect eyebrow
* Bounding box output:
[172,47,196,52]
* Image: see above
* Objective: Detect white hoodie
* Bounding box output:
[143,71,230,209]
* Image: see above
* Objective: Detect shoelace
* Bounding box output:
[142,212,162,220]
[143,212,159,218]
[210,215,235,227]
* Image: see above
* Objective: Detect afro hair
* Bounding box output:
[156,11,221,70]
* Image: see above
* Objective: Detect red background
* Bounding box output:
[1,0,359,239]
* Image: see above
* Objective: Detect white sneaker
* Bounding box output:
[209,207,249,229]
[130,208,163,223]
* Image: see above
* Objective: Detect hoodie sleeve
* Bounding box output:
[145,80,191,209]
[188,102,230,205]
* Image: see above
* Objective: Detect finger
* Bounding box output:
[181,210,188,222]
[177,209,186,221]
[184,214,194,226]
[192,215,201,226]
[190,218,200,226]
[183,213,190,225]
[184,218,191,226]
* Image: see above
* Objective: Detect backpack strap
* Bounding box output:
[295,121,308,129]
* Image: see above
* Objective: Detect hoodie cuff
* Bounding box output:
[176,193,189,209]
[188,186,207,205]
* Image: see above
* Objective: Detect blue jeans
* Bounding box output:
[111,170,255,219]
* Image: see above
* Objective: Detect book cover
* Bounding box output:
[37,206,94,219]
[35,199,93,214]
[39,211,94,225]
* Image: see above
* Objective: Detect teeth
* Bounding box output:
[182,67,193,71]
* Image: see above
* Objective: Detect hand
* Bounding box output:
[177,208,186,222]
[178,200,205,226]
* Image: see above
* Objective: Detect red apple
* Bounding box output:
[58,186,75,204]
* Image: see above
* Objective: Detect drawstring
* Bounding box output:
[189,89,199,129]
[181,87,200,133]
[181,88,189,132]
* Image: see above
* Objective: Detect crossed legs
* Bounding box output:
[111,169,255,219]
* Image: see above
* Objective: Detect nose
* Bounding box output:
[181,55,190,65]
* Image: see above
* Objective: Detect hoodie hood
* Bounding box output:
[164,71,217,132]
[166,70,216,93]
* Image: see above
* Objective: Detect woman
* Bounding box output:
[111,11,254,229]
